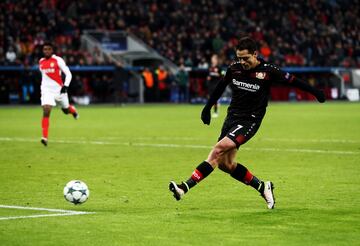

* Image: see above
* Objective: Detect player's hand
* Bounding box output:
[60,86,68,94]
[201,107,211,125]
[315,90,326,103]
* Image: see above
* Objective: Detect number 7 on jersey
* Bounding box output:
[229,124,243,136]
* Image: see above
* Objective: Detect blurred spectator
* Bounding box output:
[111,60,128,104]
[176,64,189,103]
[93,46,105,65]
[259,40,271,62]
[0,48,6,65]
[5,47,17,64]
[198,57,209,69]
[142,67,155,102]
[20,65,36,103]
[155,65,169,102]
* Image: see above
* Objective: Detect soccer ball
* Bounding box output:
[63,180,90,205]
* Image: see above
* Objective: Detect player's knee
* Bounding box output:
[212,146,225,159]
[43,107,51,117]
[211,144,230,162]
[61,108,69,114]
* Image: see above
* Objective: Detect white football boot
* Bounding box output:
[169,181,185,201]
[261,181,275,209]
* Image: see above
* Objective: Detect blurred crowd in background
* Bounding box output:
[0,0,358,104]
[1,0,359,67]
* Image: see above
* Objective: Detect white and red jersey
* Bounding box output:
[39,54,72,92]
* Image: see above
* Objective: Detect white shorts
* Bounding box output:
[41,90,70,108]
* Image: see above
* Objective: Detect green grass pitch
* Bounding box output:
[0,102,359,245]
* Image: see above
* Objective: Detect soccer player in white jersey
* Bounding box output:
[39,42,79,146]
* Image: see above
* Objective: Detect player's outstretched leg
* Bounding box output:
[62,105,79,119]
[169,161,214,201]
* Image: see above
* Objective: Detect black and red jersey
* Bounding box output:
[210,59,298,119]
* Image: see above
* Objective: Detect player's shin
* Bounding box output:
[230,163,264,193]
[41,117,49,139]
[180,161,214,193]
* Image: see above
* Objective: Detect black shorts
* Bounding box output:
[218,115,262,148]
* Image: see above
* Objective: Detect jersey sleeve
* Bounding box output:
[204,67,231,109]
[269,63,325,102]
[223,67,232,84]
[56,56,72,87]
[269,64,295,85]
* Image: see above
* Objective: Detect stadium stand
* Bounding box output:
[3,0,359,67]
[1,0,359,103]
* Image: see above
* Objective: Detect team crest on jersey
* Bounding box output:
[255,72,266,79]
[50,62,54,67]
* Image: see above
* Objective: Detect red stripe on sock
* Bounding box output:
[191,169,204,183]
[42,117,49,138]
[243,170,253,184]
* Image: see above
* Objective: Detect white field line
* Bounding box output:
[261,137,360,144]
[0,205,95,221]
[83,136,360,144]
[0,213,90,221]
[0,137,359,155]
[101,136,201,141]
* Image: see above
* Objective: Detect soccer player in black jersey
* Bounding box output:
[169,37,325,209]
[206,54,222,118]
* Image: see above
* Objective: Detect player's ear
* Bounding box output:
[253,51,258,58]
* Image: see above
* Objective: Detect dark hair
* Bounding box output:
[43,42,54,48]
[235,37,258,54]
